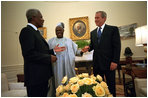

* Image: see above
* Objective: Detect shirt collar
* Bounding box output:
[97,23,106,32]
[27,23,38,31]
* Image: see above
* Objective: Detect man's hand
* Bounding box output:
[83,46,90,52]
[110,62,117,70]
[51,55,57,63]
[81,47,89,53]
[54,44,66,52]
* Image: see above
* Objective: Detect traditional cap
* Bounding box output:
[57,22,64,29]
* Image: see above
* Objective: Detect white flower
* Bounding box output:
[56,73,112,97]
[77,79,84,86]
[96,74,103,82]
[61,92,69,97]
[69,77,79,84]
[104,88,110,95]
[61,76,68,84]
[82,73,89,78]
[56,85,64,94]
[82,92,92,97]
[100,81,108,88]
[83,78,93,85]
[63,83,71,91]
[90,74,97,80]
[69,94,77,97]
[77,74,83,78]
[70,84,79,93]
[92,79,98,84]
[93,84,105,97]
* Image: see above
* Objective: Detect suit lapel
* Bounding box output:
[93,28,100,48]
[101,24,108,35]
[99,24,108,43]
[41,36,49,46]
[37,30,49,47]
[27,25,49,47]
[94,28,98,40]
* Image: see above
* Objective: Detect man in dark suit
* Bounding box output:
[19,9,65,97]
[85,11,121,96]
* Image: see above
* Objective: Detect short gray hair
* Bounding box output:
[26,9,40,22]
[96,11,107,18]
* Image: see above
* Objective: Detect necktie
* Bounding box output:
[98,27,102,42]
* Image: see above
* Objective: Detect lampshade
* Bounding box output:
[135,25,147,46]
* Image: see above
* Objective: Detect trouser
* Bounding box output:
[47,76,56,97]
[26,81,48,97]
[94,70,116,97]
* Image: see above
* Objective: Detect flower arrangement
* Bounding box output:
[56,73,113,97]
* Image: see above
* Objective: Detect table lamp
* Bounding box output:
[135,25,147,53]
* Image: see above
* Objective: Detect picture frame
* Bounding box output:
[69,16,90,40]
[118,23,137,39]
[38,27,47,39]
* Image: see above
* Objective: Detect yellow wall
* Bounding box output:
[2,1,147,66]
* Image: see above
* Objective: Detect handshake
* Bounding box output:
[81,46,90,53]
[54,44,91,53]
[51,45,90,63]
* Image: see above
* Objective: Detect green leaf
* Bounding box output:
[75,40,90,49]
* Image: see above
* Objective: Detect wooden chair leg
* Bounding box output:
[91,67,93,75]
[75,67,79,75]
[117,67,121,84]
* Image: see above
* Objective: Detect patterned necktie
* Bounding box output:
[98,27,102,40]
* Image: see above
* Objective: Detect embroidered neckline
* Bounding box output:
[55,37,66,47]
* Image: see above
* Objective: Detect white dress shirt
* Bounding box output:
[97,23,106,33]
[27,23,38,31]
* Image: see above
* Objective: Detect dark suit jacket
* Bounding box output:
[19,25,54,86]
[89,24,121,71]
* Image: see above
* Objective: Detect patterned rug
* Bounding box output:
[116,85,125,97]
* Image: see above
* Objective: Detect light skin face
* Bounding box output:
[31,12,44,28]
[55,26,64,38]
[95,12,106,27]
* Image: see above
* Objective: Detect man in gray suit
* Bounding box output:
[19,9,65,97]
[85,11,121,96]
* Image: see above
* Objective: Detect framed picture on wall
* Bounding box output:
[38,27,47,39]
[69,16,90,40]
[118,23,137,39]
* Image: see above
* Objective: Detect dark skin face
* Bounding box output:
[55,26,64,38]
[31,12,44,28]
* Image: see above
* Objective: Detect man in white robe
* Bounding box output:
[47,22,86,96]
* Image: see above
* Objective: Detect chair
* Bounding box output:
[134,78,147,97]
[1,73,27,97]
[75,67,79,75]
